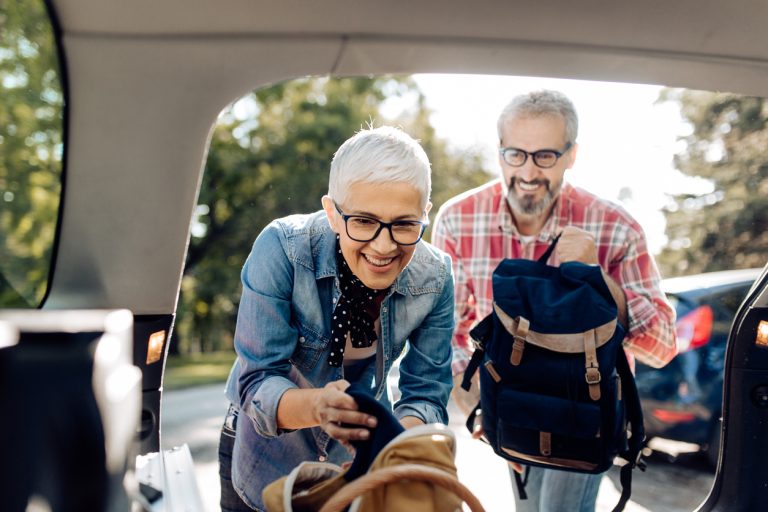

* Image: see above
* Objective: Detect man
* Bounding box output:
[432,90,677,512]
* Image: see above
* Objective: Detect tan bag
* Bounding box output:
[262,424,484,512]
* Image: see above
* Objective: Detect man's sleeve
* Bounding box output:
[610,230,678,368]
[432,208,477,376]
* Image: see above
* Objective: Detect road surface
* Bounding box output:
[161,383,714,511]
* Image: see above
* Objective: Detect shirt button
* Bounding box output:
[318,455,327,462]
[299,336,305,342]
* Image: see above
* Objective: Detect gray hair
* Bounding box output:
[497,90,579,144]
[328,126,431,209]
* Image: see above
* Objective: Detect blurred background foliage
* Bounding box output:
[656,91,768,276]
[1,2,766,356]
[173,76,492,354]
[0,0,63,307]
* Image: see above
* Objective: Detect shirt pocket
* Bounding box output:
[289,326,329,373]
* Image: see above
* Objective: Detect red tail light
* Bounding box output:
[652,409,697,423]
[675,305,714,352]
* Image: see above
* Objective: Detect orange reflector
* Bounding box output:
[652,409,696,424]
[146,330,166,364]
[757,320,768,348]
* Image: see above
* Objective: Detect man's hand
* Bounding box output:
[557,226,628,328]
[556,226,598,265]
[312,380,377,443]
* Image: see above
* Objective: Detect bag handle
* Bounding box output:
[317,464,486,512]
[537,233,562,264]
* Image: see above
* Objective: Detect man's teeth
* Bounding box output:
[365,255,395,266]
[518,181,540,191]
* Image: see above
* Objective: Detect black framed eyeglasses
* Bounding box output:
[334,203,427,246]
[499,142,573,169]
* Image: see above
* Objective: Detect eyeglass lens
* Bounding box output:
[345,216,423,244]
[502,148,559,168]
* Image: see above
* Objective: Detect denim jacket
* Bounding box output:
[224,211,454,510]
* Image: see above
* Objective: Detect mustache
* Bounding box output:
[509,177,551,190]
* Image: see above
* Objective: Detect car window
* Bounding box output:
[0,0,63,308]
[178,77,766,511]
[717,284,754,314]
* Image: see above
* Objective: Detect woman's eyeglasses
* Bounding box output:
[334,203,427,245]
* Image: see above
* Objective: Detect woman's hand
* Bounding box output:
[313,380,378,443]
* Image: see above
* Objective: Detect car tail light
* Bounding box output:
[675,305,714,352]
[652,409,697,424]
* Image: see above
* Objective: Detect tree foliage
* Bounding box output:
[0,0,63,307]
[174,76,492,353]
[657,90,768,276]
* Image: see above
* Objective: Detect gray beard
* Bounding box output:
[506,177,561,217]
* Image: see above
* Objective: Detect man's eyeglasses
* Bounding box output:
[499,142,573,169]
[334,203,427,246]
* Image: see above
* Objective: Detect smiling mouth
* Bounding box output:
[513,178,549,192]
[364,254,396,267]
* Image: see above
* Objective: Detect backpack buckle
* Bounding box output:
[585,367,601,384]
[509,335,526,366]
[585,366,602,400]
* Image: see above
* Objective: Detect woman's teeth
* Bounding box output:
[364,254,395,266]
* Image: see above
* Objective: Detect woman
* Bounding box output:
[218,126,455,511]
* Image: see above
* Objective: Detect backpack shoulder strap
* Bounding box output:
[537,233,562,264]
[612,349,646,512]
[461,313,495,391]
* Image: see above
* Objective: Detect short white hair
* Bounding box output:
[328,126,431,209]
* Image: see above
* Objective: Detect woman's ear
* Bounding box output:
[321,195,339,233]
[424,201,433,217]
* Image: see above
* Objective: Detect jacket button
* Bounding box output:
[318,455,327,462]
[299,336,305,342]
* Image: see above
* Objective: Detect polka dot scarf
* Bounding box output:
[327,241,386,367]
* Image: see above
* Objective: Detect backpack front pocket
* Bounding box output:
[492,388,605,471]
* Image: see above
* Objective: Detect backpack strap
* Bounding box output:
[461,349,484,391]
[461,313,495,391]
[536,233,562,264]
[513,465,530,500]
[464,401,482,437]
[611,350,647,512]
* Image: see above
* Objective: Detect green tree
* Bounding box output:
[656,90,768,276]
[0,0,63,307]
[174,76,491,353]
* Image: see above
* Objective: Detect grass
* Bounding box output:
[163,351,237,390]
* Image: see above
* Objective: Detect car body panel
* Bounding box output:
[43,0,768,315]
[637,269,762,452]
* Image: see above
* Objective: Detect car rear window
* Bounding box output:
[0,0,63,308]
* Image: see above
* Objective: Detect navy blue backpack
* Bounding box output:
[461,237,645,512]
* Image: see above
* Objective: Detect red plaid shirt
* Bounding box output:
[432,179,677,375]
